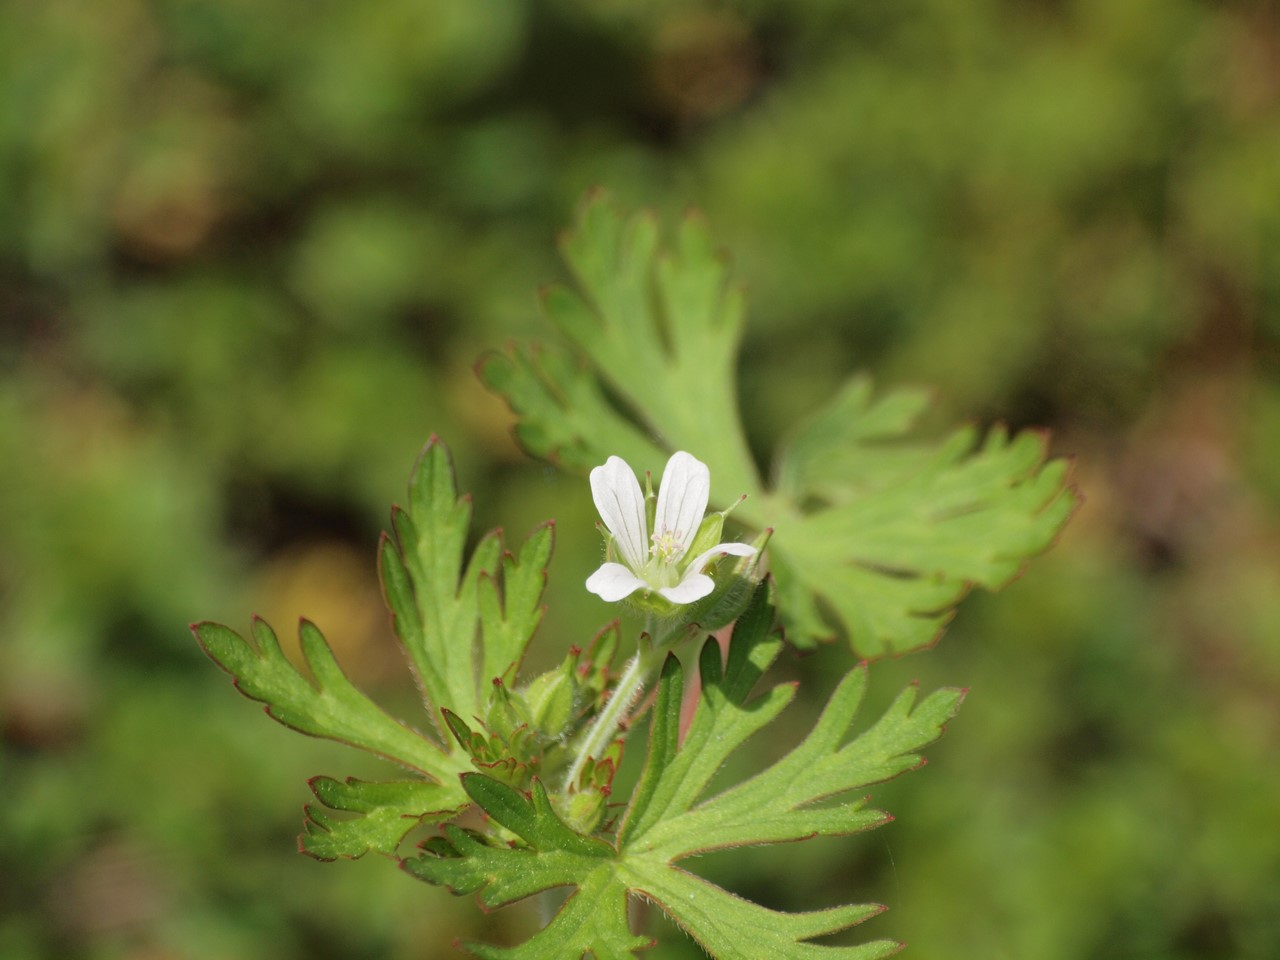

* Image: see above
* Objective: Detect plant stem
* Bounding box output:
[564,622,658,792]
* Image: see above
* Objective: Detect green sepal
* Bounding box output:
[687,511,726,560]
[616,531,767,632]
[561,737,624,834]
[442,709,489,760]
[521,647,580,739]
[576,622,622,714]
[484,677,533,744]
[685,495,748,561]
[676,527,771,634]
[442,707,538,789]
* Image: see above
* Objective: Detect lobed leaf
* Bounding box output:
[192,617,462,783]
[478,521,555,692]
[478,342,656,475]
[197,438,560,859]
[380,437,556,732]
[404,778,647,960]
[301,777,462,860]
[381,437,499,731]
[405,587,963,959]
[481,193,1079,657]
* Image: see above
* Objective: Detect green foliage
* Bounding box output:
[405,586,964,959]
[6,2,1280,958]
[198,436,963,958]
[194,438,560,861]
[482,196,1079,655]
[377,436,558,739]
[302,778,461,861]
[192,617,457,779]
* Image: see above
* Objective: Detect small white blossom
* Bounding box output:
[585,451,757,605]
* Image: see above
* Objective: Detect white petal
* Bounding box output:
[685,541,757,576]
[658,572,715,604]
[590,456,648,571]
[654,451,710,560]
[585,562,649,602]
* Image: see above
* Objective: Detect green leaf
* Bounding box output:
[478,341,656,475]
[301,777,463,860]
[404,586,964,959]
[197,437,560,848]
[380,436,556,733]
[380,436,499,732]
[405,778,647,960]
[769,380,1079,654]
[479,521,554,691]
[192,617,462,782]
[480,193,1079,656]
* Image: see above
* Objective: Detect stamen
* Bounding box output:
[650,527,683,564]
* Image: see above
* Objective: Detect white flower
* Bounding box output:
[585,451,757,605]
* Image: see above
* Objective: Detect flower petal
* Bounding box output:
[654,451,710,561]
[685,541,758,576]
[658,572,715,604]
[590,456,648,571]
[585,563,649,602]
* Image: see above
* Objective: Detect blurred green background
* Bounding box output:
[3,0,1278,958]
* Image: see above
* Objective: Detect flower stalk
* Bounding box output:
[568,450,764,792]
[563,623,662,792]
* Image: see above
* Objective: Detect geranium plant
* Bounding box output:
[193,193,1076,958]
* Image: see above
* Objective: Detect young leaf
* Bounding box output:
[301,777,463,861]
[480,193,1078,656]
[404,586,964,959]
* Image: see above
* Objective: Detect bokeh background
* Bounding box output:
[3,1,1279,958]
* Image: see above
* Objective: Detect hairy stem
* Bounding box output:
[564,622,659,791]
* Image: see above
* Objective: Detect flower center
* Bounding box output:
[650,527,684,565]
